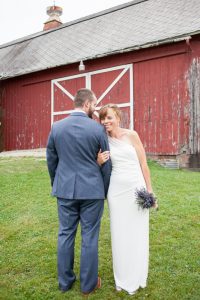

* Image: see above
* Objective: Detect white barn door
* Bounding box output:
[51,64,133,128]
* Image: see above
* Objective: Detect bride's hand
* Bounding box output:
[148,189,159,210]
[153,201,159,210]
[150,193,159,210]
[97,149,110,166]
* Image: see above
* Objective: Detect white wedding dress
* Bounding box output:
[107,137,149,294]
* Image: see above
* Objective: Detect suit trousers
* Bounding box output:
[57,198,104,293]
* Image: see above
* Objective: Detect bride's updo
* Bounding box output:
[99,103,122,121]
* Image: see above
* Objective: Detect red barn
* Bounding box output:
[0,0,200,168]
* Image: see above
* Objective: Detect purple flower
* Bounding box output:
[135,188,157,210]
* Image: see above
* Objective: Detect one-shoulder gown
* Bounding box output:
[107,137,149,294]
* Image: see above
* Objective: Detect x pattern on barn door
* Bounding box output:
[51,64,133,129]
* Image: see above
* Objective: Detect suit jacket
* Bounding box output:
[46,112,112,199]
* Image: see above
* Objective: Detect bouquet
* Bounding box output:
[135,187,158,210]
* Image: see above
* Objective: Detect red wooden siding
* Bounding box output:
[0,38,199,160]
[91,68,132,128]
[54,76,86,112]
[91,69,129,104]
[1,78,51,150]
[134,53,189,155]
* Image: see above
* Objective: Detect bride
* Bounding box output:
[98,104,156,295]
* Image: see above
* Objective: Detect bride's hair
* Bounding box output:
[99,104,122,120]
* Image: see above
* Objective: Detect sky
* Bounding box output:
[0,0,130,45]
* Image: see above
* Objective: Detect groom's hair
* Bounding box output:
[74,88,96,108]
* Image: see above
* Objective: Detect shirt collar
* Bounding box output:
[73,109,86,114]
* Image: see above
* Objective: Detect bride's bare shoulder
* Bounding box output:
[122,128,139,138]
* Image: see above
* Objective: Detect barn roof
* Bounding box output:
[0,0,199,79]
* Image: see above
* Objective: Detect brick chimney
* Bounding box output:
[43,6,63,31]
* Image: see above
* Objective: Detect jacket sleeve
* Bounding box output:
[46,126,59,186]
[99,127,112,197]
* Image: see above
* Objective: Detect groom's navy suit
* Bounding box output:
[46,112,111,293]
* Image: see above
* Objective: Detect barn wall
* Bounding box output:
[187,37,200,167]
[0,83,4,152]
[188,58,200,152]
[1,77,51,150]
[134,53,189,156]
[1,37,199,165]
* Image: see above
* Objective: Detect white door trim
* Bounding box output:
[51,64,134,128]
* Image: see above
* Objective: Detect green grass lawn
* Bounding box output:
[0,158,199,300]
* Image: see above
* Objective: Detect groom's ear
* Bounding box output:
[84,99,90,108]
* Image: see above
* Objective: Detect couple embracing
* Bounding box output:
[46,88,154,296]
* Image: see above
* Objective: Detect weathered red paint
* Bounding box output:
[134,53,189,155]
[1,77,51,150]
[0,37,199,167]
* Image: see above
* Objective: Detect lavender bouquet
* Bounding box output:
[135,187,158,210]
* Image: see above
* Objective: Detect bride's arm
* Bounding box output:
[129,131,153,193]
[97,149,110,166]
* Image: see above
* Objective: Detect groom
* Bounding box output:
[46,88,111,295]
